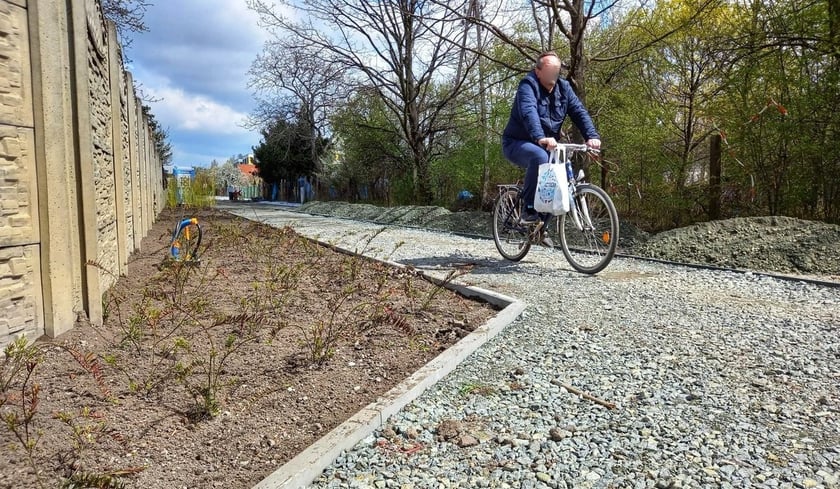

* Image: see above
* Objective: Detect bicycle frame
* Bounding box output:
[551,144,597,232]
[497,143,599,234]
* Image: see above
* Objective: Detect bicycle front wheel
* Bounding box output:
[492,189,531,261]
[559,184,619,274]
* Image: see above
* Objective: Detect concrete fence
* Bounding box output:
[0,0,164,347]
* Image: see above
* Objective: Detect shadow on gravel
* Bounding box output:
[396,253,585,278]
[398,255,526,276]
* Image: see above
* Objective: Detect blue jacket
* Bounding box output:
[502,72,599,143]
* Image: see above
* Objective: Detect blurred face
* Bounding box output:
[535,54,562,90]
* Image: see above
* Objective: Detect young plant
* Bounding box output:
[300,284,365,364]
[418,266,474,313]
[1,336,46,488]
[56,346,113,401]
[53,407,139,488]
[459,382,496,397]
[352,227,388,256]
[173,312,265,418]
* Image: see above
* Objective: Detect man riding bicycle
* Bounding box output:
[502,51,601,245]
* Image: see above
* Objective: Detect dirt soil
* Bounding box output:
[0,208,497,489]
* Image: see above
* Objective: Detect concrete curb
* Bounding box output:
[252,235,526,489]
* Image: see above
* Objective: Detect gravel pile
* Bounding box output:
[634,216,840,277]
[295,201,839,277]
[226,205,840,489]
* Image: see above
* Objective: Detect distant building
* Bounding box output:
[234,155,263,200]
[237,162,258,178]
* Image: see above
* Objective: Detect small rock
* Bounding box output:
[435,419,463,441]
[457,434,479,448]
[549,428,570,441]
[817,471,838,486]
[763,404,780,414]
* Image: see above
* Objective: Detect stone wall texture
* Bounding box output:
[87,0,119,291]
[0,0,164,347]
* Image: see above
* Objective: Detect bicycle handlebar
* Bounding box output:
[551,143,599,154]
[548,144,599,165]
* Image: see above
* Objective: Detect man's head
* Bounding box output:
[535,51,562,90]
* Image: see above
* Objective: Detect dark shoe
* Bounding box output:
[519,209,540,224]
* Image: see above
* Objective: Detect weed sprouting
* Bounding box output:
[1,337,45,488]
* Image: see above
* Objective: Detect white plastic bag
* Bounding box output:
[534,151,570,215]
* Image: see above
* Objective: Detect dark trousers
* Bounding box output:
[502,138,549,209]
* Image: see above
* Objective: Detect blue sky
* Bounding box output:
[126,0,270,168]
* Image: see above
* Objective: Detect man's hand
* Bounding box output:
[586,138,601,150]
[538,137,558,150]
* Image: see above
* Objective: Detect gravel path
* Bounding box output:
[224,204,840,489]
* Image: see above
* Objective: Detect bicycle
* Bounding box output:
[492,144,619,274]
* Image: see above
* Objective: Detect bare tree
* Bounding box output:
[248,41,349,170]
[101,0,151,48]
[532,0,620,101]
[248,0,480,203]
[433,0,721,105]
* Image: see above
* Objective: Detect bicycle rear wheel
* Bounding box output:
[492,189,531,261]
[559,184,619,274]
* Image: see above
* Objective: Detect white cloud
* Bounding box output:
[146,81,251,135]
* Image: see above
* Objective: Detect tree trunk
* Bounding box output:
[709,134,722,220]
[477,4,490,208]
[416,156,434,204]
[566,0,589,103]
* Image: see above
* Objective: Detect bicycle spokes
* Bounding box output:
[559,184,619,274]
[579,193,595,228]
[493,188,531,261]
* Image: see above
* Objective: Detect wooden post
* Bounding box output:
[709,134,722,220]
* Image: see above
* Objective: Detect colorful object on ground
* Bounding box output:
[170,217,202,262]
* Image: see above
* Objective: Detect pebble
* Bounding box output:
[456,435,479,448]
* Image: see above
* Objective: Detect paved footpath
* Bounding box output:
[223,203,840,489]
